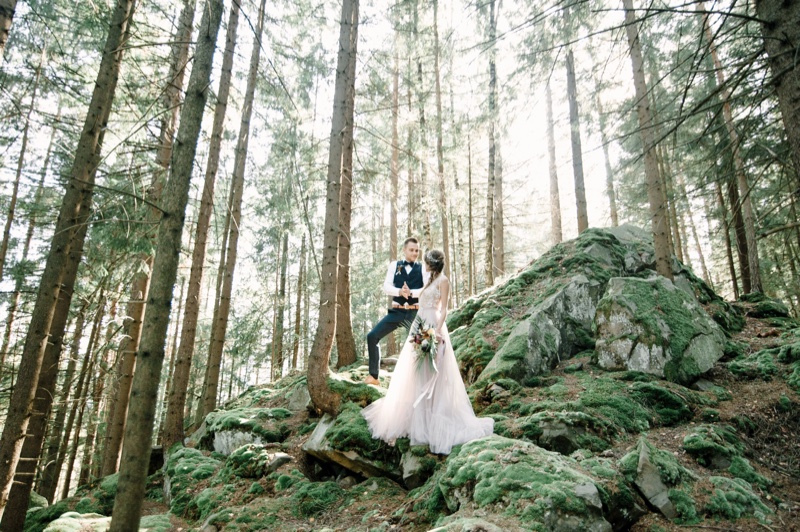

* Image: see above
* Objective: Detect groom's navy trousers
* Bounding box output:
[367,308,417,378]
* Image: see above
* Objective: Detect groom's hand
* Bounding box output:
[401,282,411,298]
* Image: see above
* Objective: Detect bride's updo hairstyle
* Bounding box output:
[424,249,445,286]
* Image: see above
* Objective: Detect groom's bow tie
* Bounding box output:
[402,260,414,267]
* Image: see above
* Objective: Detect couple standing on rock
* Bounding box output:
[360,237,493,455]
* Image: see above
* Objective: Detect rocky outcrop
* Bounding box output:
[453,225,739,386]
[594,276,726,384]
[434,435,643,531]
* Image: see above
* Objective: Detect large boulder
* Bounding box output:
[594,276,726,384]
[477,274,607,384]
[433,435,643,531]
[302,403,402,481]
[188,407,292,455]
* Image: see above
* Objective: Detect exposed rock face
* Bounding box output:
[188,407,292,455]
[478,274,607,384]
[453,225,740,386]
[594,277,726,384]
[435,435,644,531]
[302,411,402,482]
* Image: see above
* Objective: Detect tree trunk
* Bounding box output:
[755,0,800,184]
[386,43,400,359]
[0,0,134,518]
[565,49,588,233]
[274,231,289,377]
[163,0,238,452]
[715,179,740,299]
[593,91,619,226]
[484,0,497,288]
[308,0,358,416]
[0,0,18,62]
[104,0,195,470]
[0,46,44,283]
[335,6,359,369]
[699,2,761,291]
[468,139,475,294]
[0,103,59,376]
[37,301,85,502]
[546,83,563,244]
[493,148,504,277]
[0,218,90,528]
[622,0,672,279]
[197,0,264,423]
[433,0,450,277]
[727,172,751,293]
[62,294,106,499]
[109,1,222,528]
[292,235,305,370]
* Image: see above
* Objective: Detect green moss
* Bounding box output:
[165,447,222,517]
[328,377,383,406]
[668,488,700,525]
[701,408,720,422]
[447,296,485,330]
[139,514,173,531]
[203,407,292,444]
[705,476,771,521]
[620,438,695,486]
[630,382,693,426]
[225,444,276,478]
[682,425,743,467]
[728,351,779,381]
[777,342,800,363]
[710,301,746,333]
[777,394,793,412]
[23,500,70,532]
[325,402,400,465]
[275,469,304,491]
[723,340,748,359]
[728,456,772,489]
[291,481,345,517]
[748,298,790,319]
[195,484,237,520]
[788,361,800,395]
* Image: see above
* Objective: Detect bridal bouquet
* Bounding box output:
[409,315,438,372]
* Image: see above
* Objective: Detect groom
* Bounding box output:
[365,237,430,385]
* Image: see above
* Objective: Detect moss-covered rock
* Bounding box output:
[704,476,771,522]
[192,407,292,455]
[434,435,642,530]
[224,443,292,478]
[302,402,402,481]
[728,350,779,381]
[594,276,726,385]
[682,424,743,469]
[164,446,222,517]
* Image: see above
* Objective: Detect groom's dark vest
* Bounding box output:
[393,261,424,307]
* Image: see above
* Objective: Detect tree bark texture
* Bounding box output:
[274,231,289,377]
[308,0,358,416]
[756,0,800,185]
[484,0,497,288]
[433,0,450,277]
[699,2,761,292]
[492,149,504,277]
[565,49,588,233]
[546,83,563,245]
[199,0,265,421]
[0,0,134,518]
[0,217,90,529]
[292,234,306,370]
[109,1,222,528]
[162,0,237,454]
[335,0,359,369]
[622,0,672,279]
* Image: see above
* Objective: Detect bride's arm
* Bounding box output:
[436,278,450,338]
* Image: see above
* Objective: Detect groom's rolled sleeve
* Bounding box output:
[383,262,401,297]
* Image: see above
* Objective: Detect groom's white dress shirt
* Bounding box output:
[382,261,430,298]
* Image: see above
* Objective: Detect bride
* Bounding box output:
[362,249,494,455]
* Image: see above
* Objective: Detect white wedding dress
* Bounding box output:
[362,275,494,454]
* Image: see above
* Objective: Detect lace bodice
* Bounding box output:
[419,277,443,310]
